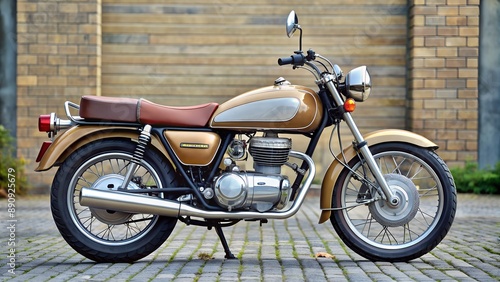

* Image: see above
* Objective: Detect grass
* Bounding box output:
[483,246,500,256]
[450,161,500,194]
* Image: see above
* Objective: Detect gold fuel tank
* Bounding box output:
[210,84,323,133]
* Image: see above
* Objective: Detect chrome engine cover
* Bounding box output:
[213,172,291,212]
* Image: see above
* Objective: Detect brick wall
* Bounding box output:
[17,0,101,192]
[408,0,479,167]
[16,1,479,192]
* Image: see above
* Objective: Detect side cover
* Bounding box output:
[164,131,221,166]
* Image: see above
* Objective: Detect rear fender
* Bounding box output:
[318,129,438,223]
[35,126,170,171]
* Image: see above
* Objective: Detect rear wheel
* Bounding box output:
[330,142,456,262]
[51,139,178,262]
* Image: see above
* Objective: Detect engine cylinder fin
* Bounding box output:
[249,137,292,172]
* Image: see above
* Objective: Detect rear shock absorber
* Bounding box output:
[121,125,152,189]
[131,124,152,164]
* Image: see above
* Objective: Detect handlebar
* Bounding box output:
[278,49,344,89]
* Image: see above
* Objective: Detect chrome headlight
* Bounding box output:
[345,66,371,102]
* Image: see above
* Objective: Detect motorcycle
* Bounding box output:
[35,11,456,263]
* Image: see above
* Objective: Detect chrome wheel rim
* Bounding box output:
[67,153,162,246]
[340,151,444,249]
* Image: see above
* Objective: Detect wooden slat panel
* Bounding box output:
[103,24,407,37]
[102,44,406,56]
[101,65,406,76]
[103,13,406,26]
[102,0,408,134]
[102,54,406,66]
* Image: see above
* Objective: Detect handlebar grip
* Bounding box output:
[278,56,294,66]
[278,53,305,66]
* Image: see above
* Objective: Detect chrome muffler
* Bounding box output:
[79,151,315,220]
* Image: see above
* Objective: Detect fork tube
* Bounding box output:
[324,79,398,205]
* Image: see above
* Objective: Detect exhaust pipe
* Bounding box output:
[80,187,181,217]
[80,151,315,220]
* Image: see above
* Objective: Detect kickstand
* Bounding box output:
[214,225,236,259]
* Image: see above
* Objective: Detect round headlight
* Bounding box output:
[345,66,371,102]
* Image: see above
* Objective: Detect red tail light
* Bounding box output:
[38,112,72,136]
[39,114,53,132]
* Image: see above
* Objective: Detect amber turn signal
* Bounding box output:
[343,98,356,112]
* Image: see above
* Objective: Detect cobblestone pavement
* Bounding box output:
[1,193,499,281]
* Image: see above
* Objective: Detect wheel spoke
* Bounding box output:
[408,163,424,179]
[116,160,127,175]
[366,213,373,239]
[416,208,435,225]
[77,175,93,187]
[404,223,410,242]
[419,185,439,197]
[95,224,112,240]
[359,212,373,236]
[379,157,390,175]
[126,216,155,224]
[390,155,405,175]
[82,214,97,231]
[346,181,361,197]
[128,221,143,234]
[89,164,102,178]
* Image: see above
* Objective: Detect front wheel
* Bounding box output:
[51,139,178,263]
[330,142,457,262]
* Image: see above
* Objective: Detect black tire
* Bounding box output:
[51,139,178,263]
[330,142,457,262]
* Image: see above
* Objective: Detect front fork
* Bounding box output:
[324,78,399,206]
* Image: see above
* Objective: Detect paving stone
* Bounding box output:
[0,194,498,281]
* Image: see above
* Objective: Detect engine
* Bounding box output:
[212,135,292,212]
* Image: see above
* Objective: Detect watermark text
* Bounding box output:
[6,168,16,275]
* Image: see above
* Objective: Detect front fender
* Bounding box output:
[35,126,169,171]
[318,129,438,223]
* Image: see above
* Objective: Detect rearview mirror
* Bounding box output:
[286,11,299,38]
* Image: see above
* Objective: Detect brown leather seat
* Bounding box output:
[79,96,139,123]
[138,99,219,127]
[79,96,219,127]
